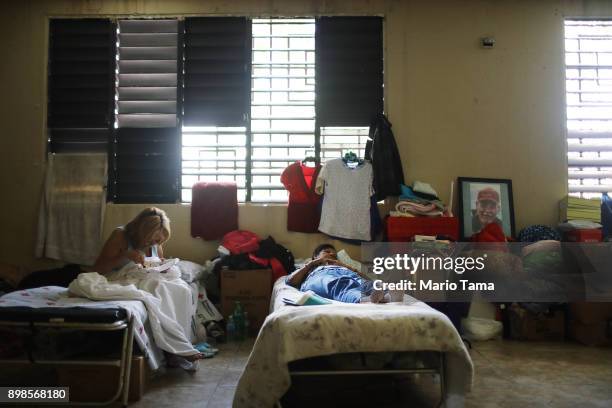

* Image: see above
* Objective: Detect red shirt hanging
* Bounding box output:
[281,161,322,233]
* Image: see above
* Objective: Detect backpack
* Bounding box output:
[255,236,295,273]
[221,230,260,254]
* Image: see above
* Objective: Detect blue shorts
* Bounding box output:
[299,265,373,303]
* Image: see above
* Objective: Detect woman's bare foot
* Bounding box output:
[184,352,203,361]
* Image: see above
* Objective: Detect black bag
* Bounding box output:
[255,236,295,273]
[17,264,82,290]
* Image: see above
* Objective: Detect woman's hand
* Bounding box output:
[125,249,145,266]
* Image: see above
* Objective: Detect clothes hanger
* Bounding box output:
[342,151,363,167]
[302,155,319,165]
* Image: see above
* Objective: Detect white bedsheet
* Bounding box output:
[234,277,473,408]
[69,272,199,357]
[0,286,164,370]
[106,259,198,344]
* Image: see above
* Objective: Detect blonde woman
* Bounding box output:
[94,207,171,274]
[92,207,204,365]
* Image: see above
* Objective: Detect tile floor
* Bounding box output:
[128,339,612,408]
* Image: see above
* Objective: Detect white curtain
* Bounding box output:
[36,153,107,265]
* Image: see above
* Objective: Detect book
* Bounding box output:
[282,290,332,306]
[143,257,179,273]
[559,196,601,223]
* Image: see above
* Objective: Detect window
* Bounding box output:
[47,19,114,153]
[320,126,370,162]
[565,20,612,198]
[181,17,250,202]
[47,16,383,204]
[111,19,180,203]
[249,18,316,202]
[180,17,383,203]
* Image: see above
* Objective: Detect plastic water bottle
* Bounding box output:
[226,315,236,342]
[233,301,245,341]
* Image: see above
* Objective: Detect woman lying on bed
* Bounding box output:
[286,244,387,303]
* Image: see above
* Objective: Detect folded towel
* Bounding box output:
[396,201,443,217]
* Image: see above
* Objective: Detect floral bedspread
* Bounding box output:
[234,278,473,408]
[0,286,164,369]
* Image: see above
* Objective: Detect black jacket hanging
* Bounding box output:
[365,114,405,201]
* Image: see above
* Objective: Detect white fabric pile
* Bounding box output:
[69,259,199,357]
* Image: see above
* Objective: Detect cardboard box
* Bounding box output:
[508,305,565,341]
[57,355,148,403]
[221,268,272,334]
[569,302,612,325]
[569,319,612,346]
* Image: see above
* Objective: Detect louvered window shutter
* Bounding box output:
[565,20,612,197]
[47,19,115,152]
[112,19,179,203]
[183,17,251,127]
[315,17,383,127]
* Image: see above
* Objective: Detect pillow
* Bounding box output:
[337,250,362,272]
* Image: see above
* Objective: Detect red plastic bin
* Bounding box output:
[385,216,459,242]
[563,229,602,243]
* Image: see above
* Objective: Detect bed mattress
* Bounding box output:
[0,286,164,369]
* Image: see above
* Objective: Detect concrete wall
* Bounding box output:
[2,0,612,271]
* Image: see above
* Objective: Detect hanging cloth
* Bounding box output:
[35,153,107,265]
[365,114,405,201]
[316,158,373,241]
[191,182,238,240]
[280,161,322,233]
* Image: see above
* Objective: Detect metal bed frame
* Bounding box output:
[0,317,135,407]
[278,351,446,408]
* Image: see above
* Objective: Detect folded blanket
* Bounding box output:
[396,201,443,217]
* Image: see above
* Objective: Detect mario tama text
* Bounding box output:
[373,279,494,292]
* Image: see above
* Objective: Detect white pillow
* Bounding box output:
[337,250,362,272]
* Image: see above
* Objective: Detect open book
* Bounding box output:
[282,290,332,306]
[143,257,179,273]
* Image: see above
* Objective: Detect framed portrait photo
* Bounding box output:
[457,177,515,240]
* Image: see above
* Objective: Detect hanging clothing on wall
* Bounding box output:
[280,161,322,233]
[365,114,405,201]
[35,153,107,266]
[316,158,373,241]
[191,182,238,240]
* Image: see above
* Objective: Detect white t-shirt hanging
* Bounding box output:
[317,158,373,241]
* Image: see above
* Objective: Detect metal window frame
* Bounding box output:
[248,18,317,203]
